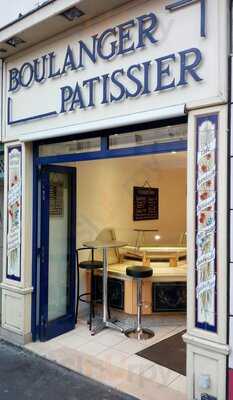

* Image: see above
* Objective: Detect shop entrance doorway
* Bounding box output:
[32,118,187,342]
[39,165,76,341]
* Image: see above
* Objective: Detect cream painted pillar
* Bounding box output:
[0,141,33,345]
[184,105,230,400]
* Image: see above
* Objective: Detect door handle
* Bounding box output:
[42,187,46,202]
[41,314,47,329]
[41,246,45,264]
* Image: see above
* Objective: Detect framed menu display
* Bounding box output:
[133,186,159,221]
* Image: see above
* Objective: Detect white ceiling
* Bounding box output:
[116,151,187,170]
[64,151,187,170]
[140,151,187,170]
[0,0,131,58]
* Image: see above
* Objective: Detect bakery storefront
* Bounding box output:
[0,1,230,399]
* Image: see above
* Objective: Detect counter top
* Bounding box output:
[122,246,186,262]
[95,260,187,282]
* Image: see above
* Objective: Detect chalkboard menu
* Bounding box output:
[133,186,159,221]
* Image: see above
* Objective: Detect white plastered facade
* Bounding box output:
[0,1,231,399]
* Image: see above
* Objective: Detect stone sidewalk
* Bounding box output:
[0,340,137,400]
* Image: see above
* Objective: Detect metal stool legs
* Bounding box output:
[125,278,154,340]
[136,278,142,334]
[89,270,94,331]
[75,264,80,324]
[75,263,111,330]
[76,268,96,331]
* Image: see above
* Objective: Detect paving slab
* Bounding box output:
[0,340,138,400]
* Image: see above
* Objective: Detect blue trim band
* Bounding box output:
[36,140,187,165]
[196,321,217,333]
[8,97,57,126]
[166,0,206,38]
[6,274,21,282]
[31,145,39,341]
[200,0,206,38]
[165,0,193,10]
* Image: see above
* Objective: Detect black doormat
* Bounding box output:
[137,330,186,376]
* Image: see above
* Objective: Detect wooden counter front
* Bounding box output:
[86,260,187,315]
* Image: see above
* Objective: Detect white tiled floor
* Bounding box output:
[25,313,187,400]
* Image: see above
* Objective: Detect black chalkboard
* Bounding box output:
[133,186,159,221]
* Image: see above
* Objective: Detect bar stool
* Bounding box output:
[124,266,154,340]
[76,247,103,331]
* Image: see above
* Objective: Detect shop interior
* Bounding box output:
[74,151,187,320]
[46,151,187,374]
[32,123,188,394]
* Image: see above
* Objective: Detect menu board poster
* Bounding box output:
[7,145,22,281]
[133,187,159,221]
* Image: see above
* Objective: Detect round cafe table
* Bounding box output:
[83,240,127,335]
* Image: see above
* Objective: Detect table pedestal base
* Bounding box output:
[91,319,124,336]
[83,240,127,337]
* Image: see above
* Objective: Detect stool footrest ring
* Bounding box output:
[79,292,102,305]
[124,328,154,340]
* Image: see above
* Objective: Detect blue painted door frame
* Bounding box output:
[31,123,187,341]
[36,137,187,166]
[39,164,76,341]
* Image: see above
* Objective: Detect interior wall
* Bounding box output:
[76,153,187,248]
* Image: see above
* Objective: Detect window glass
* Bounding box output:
[109,124,187,150]
[39,137,101,157]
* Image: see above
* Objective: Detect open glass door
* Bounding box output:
[39,165,76,341]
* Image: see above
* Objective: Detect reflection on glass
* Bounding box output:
[109,124,187,150]
[48,172,70,321]
[39,137,101,157]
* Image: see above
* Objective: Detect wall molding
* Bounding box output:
[183,333,231,356]
[0,327,32,345]
[0,283,33,295]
